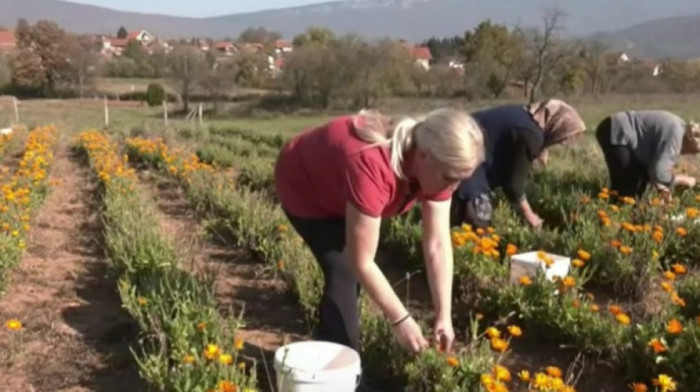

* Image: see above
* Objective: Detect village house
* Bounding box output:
[100,29,159,57]
[0,30,16,53]
[410,45,432,70]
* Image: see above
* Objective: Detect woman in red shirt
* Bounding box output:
[274,108,485,357]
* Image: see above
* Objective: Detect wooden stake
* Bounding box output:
[163,100,168,126]
[13,97,19,124]
[104,96,109,128]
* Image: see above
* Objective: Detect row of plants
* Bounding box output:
[381,164,700,390]
[122,134,583,392]
[74,130,257,392]
[0,125,58,295]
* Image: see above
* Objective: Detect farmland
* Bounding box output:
[0,93,699,392]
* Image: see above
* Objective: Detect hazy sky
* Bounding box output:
[67,0,331,17]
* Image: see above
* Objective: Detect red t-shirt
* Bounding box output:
[274,115,453,219]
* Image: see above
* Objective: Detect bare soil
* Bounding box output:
[135,170,309,391]
[0,143,144,391]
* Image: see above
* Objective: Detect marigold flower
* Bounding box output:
[506,243,518,256]
[485,327,500,339]
[492,364,511,382]
[4,319,22,331]
[675,227,687,237]
[446,356,459,367]
[577,250,591,261]
[490,337,509,353]
[183,355,195,364]
[670,292,686,307]
[666,319,683,335]
[518,369,530,382]
[652,374,677,392]
[660,282,673,293]
[507,325,522,337]
[218,381,237,392]
[608,305,623,315]
[234,337,245,351]
[519,276,532,286]
[219,353,233,365]
[648,338,667,354]
[204,344,220,360]
[629,385,648,392]
[616,313,631,325]
[671,263,686,275]
[562,276,576,288]
[662,271,676,281]
[619,246,633,255]
[572,259,585,268]
[545,366,563,378]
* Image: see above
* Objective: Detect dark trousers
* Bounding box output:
[283,210,361,352]
[449,192,492,229]
[595,117,649,198]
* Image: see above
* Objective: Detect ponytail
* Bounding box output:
[353,109,420,179]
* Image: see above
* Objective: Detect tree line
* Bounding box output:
[2,10,700,112]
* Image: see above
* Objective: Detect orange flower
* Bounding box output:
[619,246,633,255]
[519,276,532,286]
[217,381,237,392]
[590,304,600,312]
[608,305,623,316]
[667,319,683,335]
[577,250,591,261]
[649,338,667,354]
[545,366,563,378]
[486,327,501,339]
[561,276,576,288]
[572,259,585,268]
[490,337,509,353]
[662,271,676,281]
[670,292,686,307]
[492,364,511,382]
[676,227,687,237]
[506,243,518,256]
[660,282,673,293]
[446,356,459,367]
[652,231,663,243]
[671,263,686,275]
[234,337,245,351]
[610,239,623,248]
[629,382,648,392]
[507,325,522,337]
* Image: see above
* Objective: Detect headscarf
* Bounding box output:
[525,99,586,147]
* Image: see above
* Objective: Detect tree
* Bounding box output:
[292,27,336,48]
[516,8,568,103]
[147,46,169,78]
[461,20,524,98]
[0,53,10,90]
[10,49,46,94]
[15,20,71,95]
[117,26,128,39]
[238,26,281,47]
[200,61,235,113]
[422,35,464,64]
[579,38,609,96]
[166,45,208,112]
[65,35,98,98]
[123,39,143,61]
[146,82,166,107]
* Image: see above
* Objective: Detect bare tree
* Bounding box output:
[516,7,568,103]
[167,45,208,113]
[579,38,609,96]
[66,35,98,98]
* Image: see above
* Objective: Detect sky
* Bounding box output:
[66,0,331,18]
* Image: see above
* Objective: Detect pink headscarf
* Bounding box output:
[526,99,586,147]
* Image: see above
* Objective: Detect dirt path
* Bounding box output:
[0,142,144,392]
[135,170,308,390]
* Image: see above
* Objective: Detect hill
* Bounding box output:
[596,14,700,59]
[0,0,699,51]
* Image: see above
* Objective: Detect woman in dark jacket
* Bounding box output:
[595,110,700,199]
[450,99,586,229]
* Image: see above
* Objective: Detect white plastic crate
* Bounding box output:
[509,251,571,284]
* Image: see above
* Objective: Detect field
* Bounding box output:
[0,93,699,392]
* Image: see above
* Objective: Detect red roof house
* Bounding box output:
[0,30,16,52]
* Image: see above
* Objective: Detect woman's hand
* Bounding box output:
[433,316,455,352]
[392,315,429,354]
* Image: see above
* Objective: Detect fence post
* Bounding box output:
[163,100,168,127]
[13,97,19,124]
[198,104,203,126]
[104,96,109,128]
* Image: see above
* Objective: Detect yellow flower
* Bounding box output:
[490,337,509,353]
[485,327,500,339]
[616,313,631,325]
[5,319,22,331]
[507,325,522,337]
[183,355,195,364]
[671,263,686,275]
[203,344,220,360]
[519,276,532,286]
[652,374,677,392]
[518,369,530,382]
[492,364,511,381]
[219,353,233,365]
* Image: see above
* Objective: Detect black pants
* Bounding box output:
[449,192,492,229]
[595,117,649,198]
[283,210,361,352]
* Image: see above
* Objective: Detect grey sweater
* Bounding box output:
[608,110,685,188]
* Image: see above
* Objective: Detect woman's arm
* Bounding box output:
[346,202,429,352]
[420,199,453,325]
[345,202,406,322]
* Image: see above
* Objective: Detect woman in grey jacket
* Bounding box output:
[595,110,700,199]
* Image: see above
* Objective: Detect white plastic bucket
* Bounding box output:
[273,341,362,392]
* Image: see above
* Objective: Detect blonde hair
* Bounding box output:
[352,108,485,180]
[683,121,700,154]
